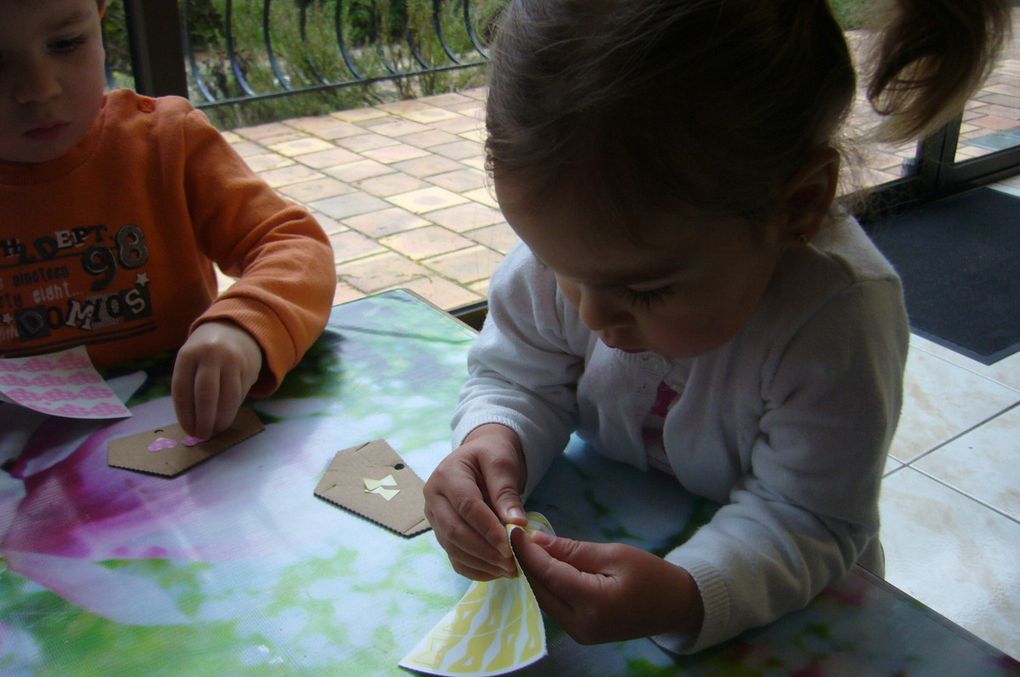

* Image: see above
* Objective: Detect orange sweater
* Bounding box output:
[0,90,336,395]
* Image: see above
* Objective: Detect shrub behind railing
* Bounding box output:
[103,0,505,127]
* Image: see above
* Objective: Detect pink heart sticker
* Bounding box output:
[147,437,179,453]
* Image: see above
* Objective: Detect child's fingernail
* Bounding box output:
[530,530,554,546]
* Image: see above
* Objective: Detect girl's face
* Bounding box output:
[495,176,790,358]
[0,0,106,164]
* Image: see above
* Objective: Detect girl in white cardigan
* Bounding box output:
[423,0,1011,653]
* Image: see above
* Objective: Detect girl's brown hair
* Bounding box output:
[484,0,1011,223]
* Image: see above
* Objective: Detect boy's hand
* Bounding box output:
[171,321,263,440]
[424,424,528,581]
[510,530,704,644]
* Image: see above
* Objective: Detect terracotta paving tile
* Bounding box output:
[430,139,484,161]
[397,107,463,124]
[294,147,362,169]
[387,276,483,310]
[377,99,434,114]
[268,136,335,157]
[973,104,1020,120]
[468,278,491,299]
[380,225,474,260]
[418,92,476,108]
[310,191,391,220]
[257,164,325,188]
[251,132,307,147]
[337,251,430,292]
[334,133,401,153]
[426,168,488,193]
[461,156,487,172]
[461,186,499,208]
[388,186,470,213]
[342,207,430,238]
[423,245,506,284]
[459,87,487,101]
[332,281,366,305]
[390,155,464,178]
[366,119,434,137]
[970,115,1020,131]
[310,213,348,235]
[229,140,266,158]
[398,129,464,149]
[361,143,433,164]
[243,153,295,172]
[980,94,1020,108]
[279,177,354,204]
[234,121,296,140]
[447,102,484,118]
[984,83,1020,97]
[457,127,486,143]
[285,115,364,139]
[332,108,389,123]
[425,202,505,232]
[329,229,387,263]
[354,173,430,197]
[463,222,518,254]
[429,116,483,135]
[323,159,395,182]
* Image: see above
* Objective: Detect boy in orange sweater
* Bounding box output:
[0,0,336,438]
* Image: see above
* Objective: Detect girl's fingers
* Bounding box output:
[429,495,516,577]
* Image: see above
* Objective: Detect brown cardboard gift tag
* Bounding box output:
[314,439,431,537]
[107,407,264,477]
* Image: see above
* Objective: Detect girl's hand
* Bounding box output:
[510,530,704,644]
[424,424,528,581]
[171,320,263,440]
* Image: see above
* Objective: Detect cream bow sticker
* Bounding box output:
[364,474,400,501]
[400,512,552,676]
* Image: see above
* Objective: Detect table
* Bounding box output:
[1,290,1016,675]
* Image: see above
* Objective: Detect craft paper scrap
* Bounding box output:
[107,406,264,476]
[399,512,553,676]
[314,439,430,537]
[0,346,131,419]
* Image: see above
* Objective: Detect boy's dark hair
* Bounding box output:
[484,0,1011,224]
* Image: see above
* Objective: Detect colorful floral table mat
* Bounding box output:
[1,290,1015,675]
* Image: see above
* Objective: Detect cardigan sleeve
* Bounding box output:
[178,107,336,395]
[655,277,908,653]
[451,245,586,497]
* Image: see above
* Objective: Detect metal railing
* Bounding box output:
[111,0,503,110]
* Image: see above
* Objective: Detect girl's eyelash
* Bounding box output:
[49,35,88,53]
[624,285,675,308]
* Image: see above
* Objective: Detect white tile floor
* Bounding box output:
[879,198,1020,660]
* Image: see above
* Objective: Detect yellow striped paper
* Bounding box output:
[399,512,553,676]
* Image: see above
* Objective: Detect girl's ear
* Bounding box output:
[98,2,108,19]
[780,147,840,244]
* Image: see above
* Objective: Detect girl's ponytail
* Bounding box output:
[866,0,1012,143]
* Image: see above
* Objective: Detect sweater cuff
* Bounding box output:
[653,557,730,655]
[191,296,293,396]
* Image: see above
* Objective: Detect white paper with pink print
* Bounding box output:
[0,346,131,419]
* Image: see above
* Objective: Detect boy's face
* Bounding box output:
[0,0,106,164]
